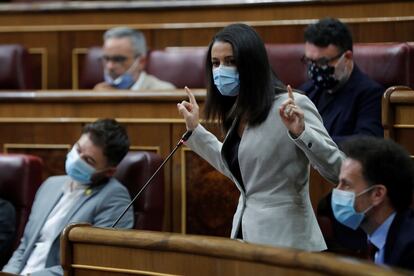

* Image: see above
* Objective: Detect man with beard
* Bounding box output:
[299,18,384,146]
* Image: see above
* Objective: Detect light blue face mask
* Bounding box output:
[331,186,376,230]
[213,65,240,96]
[104,57,139,89]
[65,147,96,185]
[104,72,135,89]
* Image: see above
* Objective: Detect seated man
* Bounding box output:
[94,27,176,91]
[332,137,414,270]
[299,18,384,145]
[0,198,16,268]
[2,119,134,276]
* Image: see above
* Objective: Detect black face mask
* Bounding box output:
[307,62,339,90]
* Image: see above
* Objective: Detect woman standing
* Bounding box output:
[177,23,344,251]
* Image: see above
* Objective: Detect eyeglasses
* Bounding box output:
[101,55,130,64]
[301,52,344,67]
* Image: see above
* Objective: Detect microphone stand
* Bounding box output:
[111,130,192,228]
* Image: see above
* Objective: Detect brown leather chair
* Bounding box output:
[265,43,308,88]
[0,44,33,90]
[265,42,412,89]
[80,43,412,91]
[407,42,414,89]
[114,151,164,231]
[79,46,207,89]
[79,46,104,89]
[354,43,411,89]
[0,154,43,265]
[147,47,207,88]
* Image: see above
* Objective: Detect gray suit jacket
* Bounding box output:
[186,92,344,251]
[2,175,134,276]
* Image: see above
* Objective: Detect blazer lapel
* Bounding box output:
[221,117,246,193]
[384,211,404,264]
[53,186,102,238]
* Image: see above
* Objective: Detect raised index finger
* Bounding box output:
[287,84,295,102]
[185,86,197,106]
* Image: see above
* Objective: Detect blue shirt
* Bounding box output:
[368,212,396,265]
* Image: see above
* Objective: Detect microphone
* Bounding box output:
[111,130,193,228]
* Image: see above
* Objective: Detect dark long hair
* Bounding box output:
[204,23,283,132]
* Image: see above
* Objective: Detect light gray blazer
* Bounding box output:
[186,92,344,251]
[2,175,134,276]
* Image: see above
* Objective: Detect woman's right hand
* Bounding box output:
[177,86,200,131]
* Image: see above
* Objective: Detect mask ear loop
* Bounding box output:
[126,55,141,74]
[105,55,142,85]
[332,52,347,73]
[356,185,379,214]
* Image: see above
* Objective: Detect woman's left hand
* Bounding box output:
[279,85,305,138]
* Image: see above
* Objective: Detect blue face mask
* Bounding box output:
[213,65,240,96]
[104,72,135,89]
[65,147,96,185]
[104,57,139,89]
[331,186,376,230]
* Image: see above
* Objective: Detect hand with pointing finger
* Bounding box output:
[177,86,200,131]
[279,85,305,138]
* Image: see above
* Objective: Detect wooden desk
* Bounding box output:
[60,223,406,276]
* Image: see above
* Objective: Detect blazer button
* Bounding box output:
[308,142,312,148]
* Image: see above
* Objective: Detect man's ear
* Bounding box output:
[344,50,353,61]
[137,55,147,71]
[372,184,387,206]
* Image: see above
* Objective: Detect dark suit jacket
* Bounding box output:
[0,198,16,268]
[384,209,414,270]
[299,65,384,146]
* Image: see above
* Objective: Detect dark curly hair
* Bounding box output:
[82,118,130,166]
[304,17,353,53]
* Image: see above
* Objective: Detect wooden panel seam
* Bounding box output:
[0,16,413,33]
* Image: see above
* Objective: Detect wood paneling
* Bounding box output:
[182,149,239,236]
[0,1,412,89]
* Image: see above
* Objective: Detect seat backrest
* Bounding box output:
[0,44,33,90]
[407,42,414,89]
[265,42,412,89]
[79,46,207,89]
[147,47,207,88]
[114,151,164,231]
[353,43,411,89]
[80,43,412,90]
[0,154,43,256]
[79,46,104,89]
[265,43,308,88]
